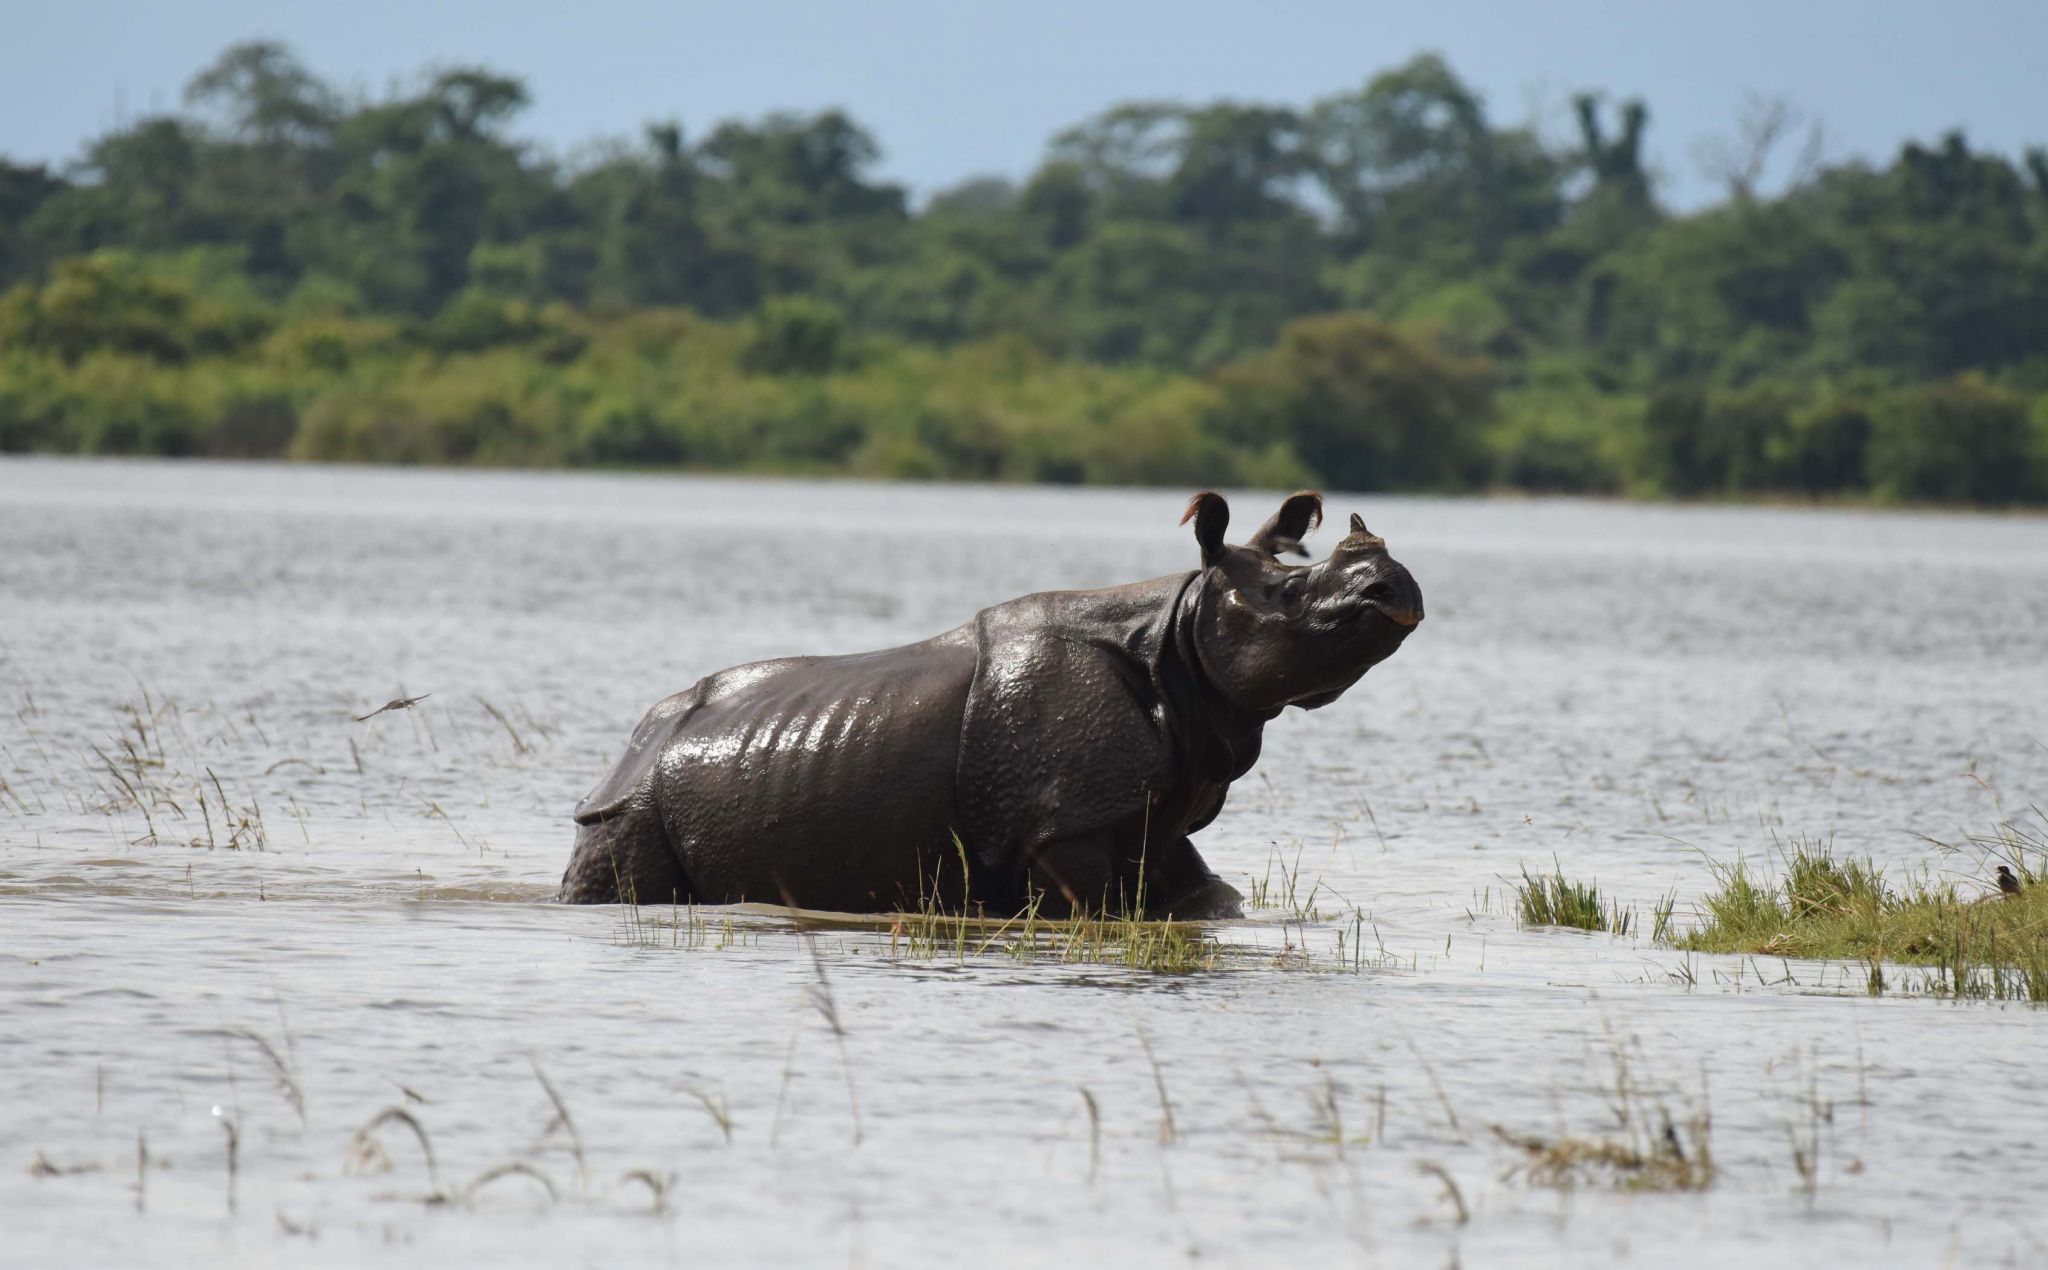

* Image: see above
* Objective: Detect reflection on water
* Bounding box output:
[3,457,2047,1266]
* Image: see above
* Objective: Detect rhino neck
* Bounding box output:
[1162,575,1280,785]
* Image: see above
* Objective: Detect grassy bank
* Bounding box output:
[1515,812,2048,1001]
[1679,829,2048,1000]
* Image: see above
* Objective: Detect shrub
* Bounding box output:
[0,252,271,364]
[740,296,855,376]
[208,392,299,458]
[428,290,586,362]
[1770,393,1873,495]
[59,354,204,454]
[1214,312,1493,492]
[262,315,403,373]
[0,351,66,451]
[572,395,687,467]
[1489,389,1635,493]
[1867,375,2036,504]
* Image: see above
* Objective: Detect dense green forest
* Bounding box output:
[3,42,2047,501]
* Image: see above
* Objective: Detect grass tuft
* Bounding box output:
[1679,823,2048,1001]
[1492,1037,1715,1192]
[1493,1117,1714,1192]
[1513,859,1634,934]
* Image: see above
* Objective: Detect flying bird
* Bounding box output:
[355,693,431,722]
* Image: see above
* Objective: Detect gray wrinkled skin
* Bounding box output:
[558,491,1423,917]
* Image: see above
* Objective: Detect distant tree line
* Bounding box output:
[2,41,2046,501]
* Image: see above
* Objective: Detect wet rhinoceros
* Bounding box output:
[559,490,1422,918]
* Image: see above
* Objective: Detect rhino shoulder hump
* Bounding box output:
[956,585,1187,868]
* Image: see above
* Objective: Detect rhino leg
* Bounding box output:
[1021,836,1118,918]
[1138,834,1243,920]
[1023,831,1242,920]
[1154,872,1245,921]
[559,794,691,906]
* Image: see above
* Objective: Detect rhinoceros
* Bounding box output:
[559,490,1422,918]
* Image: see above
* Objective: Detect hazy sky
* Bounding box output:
[5,0,2044,208]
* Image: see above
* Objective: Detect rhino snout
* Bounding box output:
[1362,567,1423,628]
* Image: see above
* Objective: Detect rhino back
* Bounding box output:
[655,629,978,909]
[574,655,822,825]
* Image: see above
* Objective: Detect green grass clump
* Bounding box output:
[1514,860,1634,934]
[888,902,1224,973]
[614,872,1230,974]
[1680,827,2048,1001]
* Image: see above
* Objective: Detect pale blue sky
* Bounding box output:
[5,0,2044,208]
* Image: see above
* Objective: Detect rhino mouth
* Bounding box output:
[1369,599,1422,628]
[1360,578,1423,629]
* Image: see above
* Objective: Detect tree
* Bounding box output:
[0,160,63,281]
[1306,55,1563,264]
[1809,133,2048,376]
[1308,55,1487,246]
[425,70,531,143]
[699,110,904,223]
[25,119,204,257]
[1044,102,1181,219]
[1570,93,1657,236]
[1584,201,1846,383]
[1019,161,1092,250]
[183,41,337,148]
[588,122,725,308]
[925,177,1018,219]
[1031,220,1208,362]
[1165,104,1305,235]
[315,67,546,310]
[1692,93,1825,204]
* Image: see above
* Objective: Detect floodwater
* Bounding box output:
[3,456,2046,1268]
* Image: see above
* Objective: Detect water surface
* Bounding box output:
[4,458,2047,1266]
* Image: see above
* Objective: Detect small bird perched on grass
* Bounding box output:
[355,693,431,722]
[1996,865,2023,897]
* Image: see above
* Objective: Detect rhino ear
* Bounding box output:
[1246,491,1322,558]
[1180,491,1229,567]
